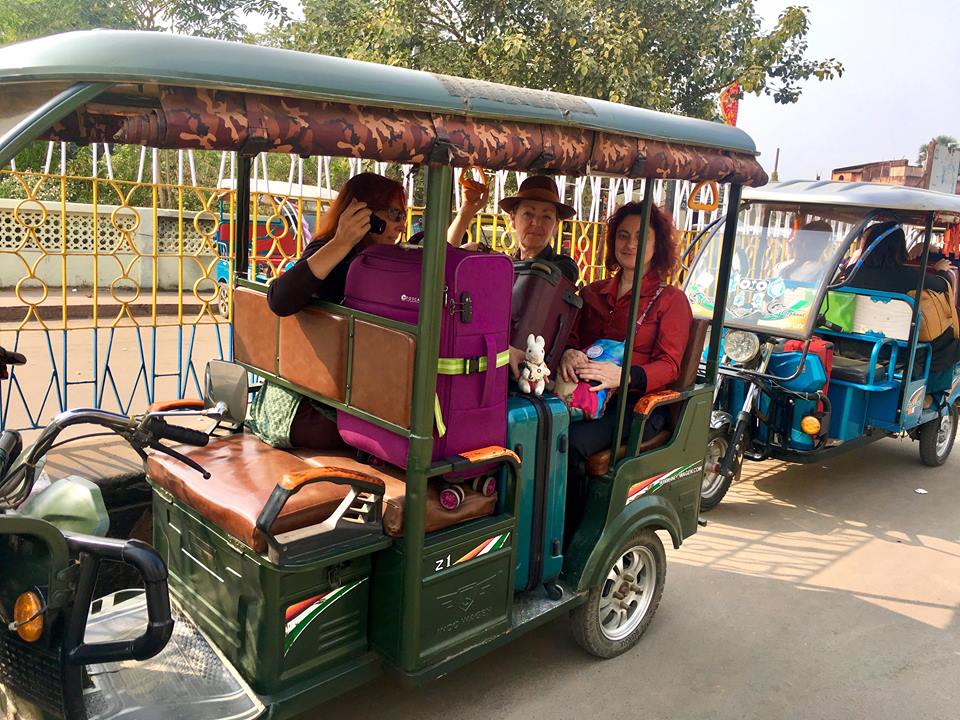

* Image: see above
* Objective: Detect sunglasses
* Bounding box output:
[376,207,405,222]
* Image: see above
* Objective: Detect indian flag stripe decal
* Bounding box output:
[626,462,701,505]
[454,532,510,565]
[284,579,364,654]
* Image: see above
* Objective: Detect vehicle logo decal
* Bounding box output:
[950,374,960,398]
[455,532,510,566]
[906,386,925,415]
[626,462,703,505]
[284,579,365,654]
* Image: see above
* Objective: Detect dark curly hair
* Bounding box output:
[604,201,678,278]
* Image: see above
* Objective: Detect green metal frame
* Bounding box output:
[0,36,754,710]
[399,164,451,670]
[0,82,110,168]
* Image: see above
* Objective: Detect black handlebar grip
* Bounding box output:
[153,418,209,447]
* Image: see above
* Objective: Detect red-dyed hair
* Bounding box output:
[604,202,678,278]
[313,172,406,247]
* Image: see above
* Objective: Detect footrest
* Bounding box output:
[82,591,264,720]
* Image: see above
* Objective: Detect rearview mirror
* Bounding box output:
[204,360,248,429]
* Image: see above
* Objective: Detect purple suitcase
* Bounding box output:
[338,244,513,467]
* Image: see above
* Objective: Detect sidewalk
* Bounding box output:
[0,288,208,321]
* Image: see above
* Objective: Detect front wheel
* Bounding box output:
[570,528,665,658]
[217,280,230,319]
[918,404,958,466]
[700,427,740,512]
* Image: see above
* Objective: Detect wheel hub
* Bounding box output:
[935,411,954,456]
[702,437,727,495]
[597,546,657,641]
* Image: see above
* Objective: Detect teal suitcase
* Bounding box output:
[505,394,569,595]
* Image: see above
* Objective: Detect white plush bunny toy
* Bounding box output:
[519,333,550,396]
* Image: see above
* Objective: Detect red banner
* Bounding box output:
[719,81,741,126]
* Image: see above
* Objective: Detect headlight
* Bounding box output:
[724,330,760,364]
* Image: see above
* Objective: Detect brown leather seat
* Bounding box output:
[584,318,710,476]
[148,432,496,552]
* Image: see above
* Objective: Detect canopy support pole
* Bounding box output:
[898,211,934,424]
[705,184,743,385]
[234,154,252,280]
[400,164,451,671]
[609,183,654,462]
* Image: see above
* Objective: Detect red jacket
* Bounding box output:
[567,271,692,393]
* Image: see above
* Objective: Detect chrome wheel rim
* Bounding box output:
[702,436,728,497]
[217,282,229,317]
[935,411,955,458]
[598,545,656,641]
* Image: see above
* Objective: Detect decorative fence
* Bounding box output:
[0,143,730,431]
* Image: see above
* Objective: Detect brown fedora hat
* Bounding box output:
[499,176,576,220]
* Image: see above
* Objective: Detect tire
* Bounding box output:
[217,281,230,319]
[699,427,740,512]
[918,404,958,466]
[571,528,666,658]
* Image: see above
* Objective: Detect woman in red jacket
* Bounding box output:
[559,201,693,484]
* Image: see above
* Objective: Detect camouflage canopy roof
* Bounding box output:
[0,31,768,186]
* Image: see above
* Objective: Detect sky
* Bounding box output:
[246,0,960,182]
[741,0,960,180]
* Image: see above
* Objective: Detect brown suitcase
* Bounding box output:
[511,259,583,372]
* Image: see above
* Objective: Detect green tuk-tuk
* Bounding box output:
[0,30,767,720]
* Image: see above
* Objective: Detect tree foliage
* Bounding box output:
[267,0,843,119]
[0,0,290,43]
[918,135,959,166]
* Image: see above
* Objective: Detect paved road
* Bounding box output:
[317,440,960,720]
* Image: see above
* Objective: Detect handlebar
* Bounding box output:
[149,418,210,447]
[0,347,26,366]
[0,405,222,509]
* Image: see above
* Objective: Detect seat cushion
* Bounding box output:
[585,430,671,477]
[147,432,497,552]
[148,434,359,553]
[831,355,887,384]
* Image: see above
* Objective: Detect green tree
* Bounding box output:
[0,0,290,43]
[918,135,959,166]
[267,0,842,119]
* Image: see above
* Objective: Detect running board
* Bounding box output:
[82,591,264,720]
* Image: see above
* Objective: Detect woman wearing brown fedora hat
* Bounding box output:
[450,175,580,283]
[449,175,582,378]
[499,175,580,283]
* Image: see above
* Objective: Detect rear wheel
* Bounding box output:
[700,427,739,511]
[570,528,665,658]
[919,404,958,466]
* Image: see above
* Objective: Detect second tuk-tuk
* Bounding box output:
[0,30,767,720]
[685,180,960,510]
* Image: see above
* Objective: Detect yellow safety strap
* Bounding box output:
[433,349,510,437]
[435,349,510,376]
[434,394,447,438]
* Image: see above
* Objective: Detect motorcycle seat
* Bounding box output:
[830,355,888,385]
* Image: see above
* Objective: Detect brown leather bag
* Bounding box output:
[511,259,583,373]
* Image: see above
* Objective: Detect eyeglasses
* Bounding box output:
[377,207,405,222]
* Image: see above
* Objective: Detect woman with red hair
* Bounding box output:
[560,201,693,484]
[252,173,407,450]
[268,172,407,316]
